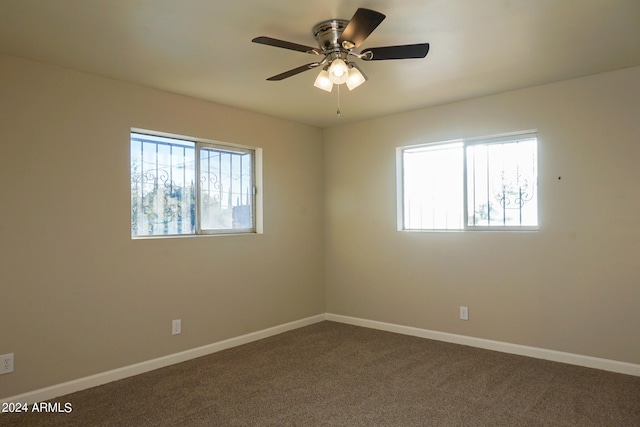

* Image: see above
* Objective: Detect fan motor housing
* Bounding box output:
[313,19,349,53]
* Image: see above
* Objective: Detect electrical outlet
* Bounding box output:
[459,306,469,321]
[172,319,181,335]
[0,353,14,374]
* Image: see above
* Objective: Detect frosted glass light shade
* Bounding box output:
[346,66,366,90]
[328,59,349,84]
[313,69,333,92]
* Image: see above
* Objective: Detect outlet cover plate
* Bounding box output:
[172,319,181,335]
[0,353,14,374]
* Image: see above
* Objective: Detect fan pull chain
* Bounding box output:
[336,84,341,118]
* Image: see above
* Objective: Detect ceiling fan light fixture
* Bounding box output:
[253,8,430,100]
[328,58,349,84]
[346,65,367,90]
[313,69,333,92]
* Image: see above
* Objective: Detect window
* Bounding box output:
[399,132,538,231]
[130,131,259,237]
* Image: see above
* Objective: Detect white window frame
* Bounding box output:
[397,131,538,232]
[130,129,263,238]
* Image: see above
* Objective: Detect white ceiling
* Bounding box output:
[1,0,639,128]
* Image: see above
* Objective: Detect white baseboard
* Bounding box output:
[1,314,326,405]
[4,312,638,405]
[326,313,640,377]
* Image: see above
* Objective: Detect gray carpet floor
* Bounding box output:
[2,321,639,426]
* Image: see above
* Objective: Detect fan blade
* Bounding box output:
[339,8,386,48]
[252,36,321,55]
[361,43,430,60]
[266,63,321,81]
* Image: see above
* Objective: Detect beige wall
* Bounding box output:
[324,66,640,365]
[0,54,325,398]
[1,52,638,399]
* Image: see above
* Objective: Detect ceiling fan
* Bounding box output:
[252,8,429,92]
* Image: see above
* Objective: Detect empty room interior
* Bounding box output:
[1,0,639,423]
